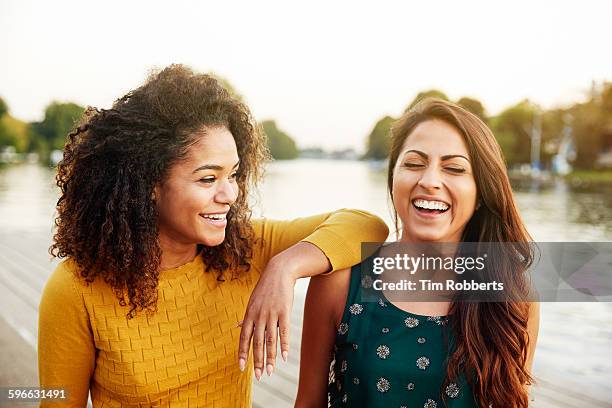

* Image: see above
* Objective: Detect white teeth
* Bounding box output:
[202,214,226,220]
[413,199,449,211]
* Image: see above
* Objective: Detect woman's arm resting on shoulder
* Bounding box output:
[239,209,388,379]
[251,208,389,272]
[295,268,351,408]
[38,262,95,407]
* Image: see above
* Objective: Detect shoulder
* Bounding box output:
[41,259,107,308]
[42,259,82,298]
[307,267,353,327]
[524,301,540,373]
[527,302,540,336]
[40,259,88,316]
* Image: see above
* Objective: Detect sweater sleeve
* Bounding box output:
[251,208,388,272]
[38,261,95,407]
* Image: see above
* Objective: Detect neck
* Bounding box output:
[158,233,198,270]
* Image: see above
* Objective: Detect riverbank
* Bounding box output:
[565,169,612,185]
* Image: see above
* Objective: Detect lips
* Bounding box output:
[200,213,227,220]
[199,212,228,228]
[411,197,451,218]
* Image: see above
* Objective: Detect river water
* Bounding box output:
[0,160,611,400]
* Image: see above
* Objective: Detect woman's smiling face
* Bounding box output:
[392,119,478,243]
[155,125,240,248]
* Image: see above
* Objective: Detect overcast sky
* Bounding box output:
[1,0,611,151]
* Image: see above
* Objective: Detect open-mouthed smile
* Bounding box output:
[412,198,450,218]
[199,212,228,227]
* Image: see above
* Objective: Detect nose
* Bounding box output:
[215,178,239,206]
[417,165,443,190]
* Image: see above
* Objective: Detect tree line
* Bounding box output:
[364,84,612,170]
[2,81,610,168]
[0,74,299,162]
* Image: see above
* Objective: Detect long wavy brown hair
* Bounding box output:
[51,64,269,318]
[387,98,534,407]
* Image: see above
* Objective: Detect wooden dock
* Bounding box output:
[0,229,610,407]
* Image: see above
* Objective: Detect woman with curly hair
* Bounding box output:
[296,99,539,407]
[38,64,388,407]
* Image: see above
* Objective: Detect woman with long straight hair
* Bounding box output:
[296,98,539,408]
[38,64,389,407]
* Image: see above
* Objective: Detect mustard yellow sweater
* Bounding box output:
[38,210,388,407]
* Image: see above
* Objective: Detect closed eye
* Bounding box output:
[445,167,466,173]
[199,177,216,184]
[403,163,424,168]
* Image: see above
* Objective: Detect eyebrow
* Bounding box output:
[192,161,240,173]
[403,149,470,162]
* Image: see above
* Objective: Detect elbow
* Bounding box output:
[348,208,389,241]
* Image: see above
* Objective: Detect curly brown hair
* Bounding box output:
[51,64,269,318]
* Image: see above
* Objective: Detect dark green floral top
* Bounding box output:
[329,263,479,408]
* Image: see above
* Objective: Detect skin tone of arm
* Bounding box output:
[238,242,333,380]
[294,267,351,408]
[525,301,540,387]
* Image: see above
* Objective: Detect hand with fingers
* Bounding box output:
[237,241,333,381]
[237,256,295,381]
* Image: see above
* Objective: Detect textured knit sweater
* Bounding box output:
[38,210,388,407]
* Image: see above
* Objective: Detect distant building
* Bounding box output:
[330,148,358,161]
[299,147,326,159]
[596,149,612,169]
[298,147,359,160]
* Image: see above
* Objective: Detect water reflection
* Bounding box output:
[2,161,610,239]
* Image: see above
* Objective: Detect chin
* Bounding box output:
[199,234,226,247]
[411,229,448,242]
[416,235,445,242]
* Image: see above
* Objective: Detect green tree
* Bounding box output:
[596,82,612,155]
[406,89,449,111]
[31,101,85,152]
[571,103,601,169]
[539,108,567,166]
[0,96,9,147]
[488,117,517,165]
[0,115,30,152]
[261,120,298,160]
[456,97,487,121]
[0,97,31,152]
[0,96,7,117]
[490,100,538,165]
[364,115,395,160]
[569,83,612,169]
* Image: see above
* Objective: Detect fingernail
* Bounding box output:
[282,351,288,362]
[239,358,245,372]
[255,368,262,381]
[266,364,273,377]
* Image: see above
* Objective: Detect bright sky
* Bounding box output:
[1,0,611,151]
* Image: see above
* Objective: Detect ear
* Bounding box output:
[152,184,160,201]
